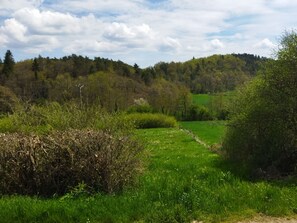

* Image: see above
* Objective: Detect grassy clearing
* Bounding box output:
[192,94,211,106]
[192,92,235,107]
[1,125,297,222]
[180,121,226,145]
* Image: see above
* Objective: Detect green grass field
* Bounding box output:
[180,121,226,145]
[192,92,235,107]
[1,123,297,222]
[192,94,211,106]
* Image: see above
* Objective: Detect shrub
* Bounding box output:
[125,113,177,129]
[222,31,297,178]
[127,98,153,114]
[186,104,214,121]
[0,129,144,197]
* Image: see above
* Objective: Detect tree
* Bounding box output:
[32,58,40,80]
[0,86,20,114]
[222,31,297,178]
[1,50,15,82]
[133,63,141,76]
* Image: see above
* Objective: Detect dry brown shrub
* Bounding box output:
[0,130,144,197]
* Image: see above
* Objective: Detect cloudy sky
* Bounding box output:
[0,0,296,67]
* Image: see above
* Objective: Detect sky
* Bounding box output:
[0,0,297,67]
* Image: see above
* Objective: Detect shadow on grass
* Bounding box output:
[213,155,297,188]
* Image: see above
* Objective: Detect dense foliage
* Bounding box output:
[0,103,133,134]
[0,52,265,120]
[125,113,177,129]
[149,54,267,93]
[223,32,297,178]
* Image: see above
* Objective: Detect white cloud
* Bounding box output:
[63,40,121,54]
[254,38,276,49]
[0,0,296,66]
[13,8,83,35]
[158,37,181,52]
[46,0,141,15]
[0,0,43,16]
[211,39,224,49]
[1,18,27,43]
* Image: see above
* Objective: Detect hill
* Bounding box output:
[0,52,267,118]
[148,53,268,93]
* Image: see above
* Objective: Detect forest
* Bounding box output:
[0,51,267,120]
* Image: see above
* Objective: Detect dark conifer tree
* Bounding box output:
[1,50,15,83]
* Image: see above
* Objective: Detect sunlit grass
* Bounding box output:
[180,120,226,145]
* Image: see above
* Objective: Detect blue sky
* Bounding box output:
[0,0,297,67]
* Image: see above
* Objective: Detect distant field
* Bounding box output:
[192,92,235,107]
[192,94,211,106]
[179,121,226,145]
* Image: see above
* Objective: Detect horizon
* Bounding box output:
[1,0,296,68]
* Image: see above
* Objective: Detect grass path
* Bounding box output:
[180,128,210,148]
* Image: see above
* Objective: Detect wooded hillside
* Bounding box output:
[0,52,267,117]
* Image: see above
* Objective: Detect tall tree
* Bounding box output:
[32,58,40,80]
[1,50,15,83]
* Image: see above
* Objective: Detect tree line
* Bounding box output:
[0,50,266,119]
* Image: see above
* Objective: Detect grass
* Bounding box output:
[192,94,211,106]
[180,121,226,145]
[1,123,297,222]
[192,92,235,108]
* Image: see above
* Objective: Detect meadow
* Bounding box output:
[1,120,297,222]
[191,92,235,108]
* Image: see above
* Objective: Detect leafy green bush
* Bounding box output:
[186,104,214,121]
[125,113,177,129]
[0,129,144,197]
[127,98,153,114]
[222,32,297,178]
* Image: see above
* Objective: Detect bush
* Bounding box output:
[222,31,297,178]
[127,98,153,114]
[125,113,177,129]
[0,129,144,197]
[186,104,214,121]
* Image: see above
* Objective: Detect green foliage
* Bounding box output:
[223,31,297,178]
[0,85,20,114]
[186,104,214,121]
[125,113,177,129]
[127,98,153,113]
[151,54,267,93]
[0,129,144,196]
[0,102,133,134]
